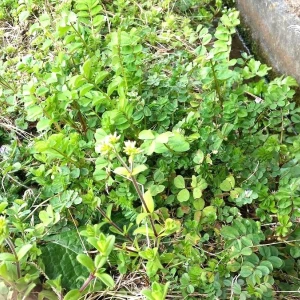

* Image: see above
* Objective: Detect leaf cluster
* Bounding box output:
[0,0,300,299]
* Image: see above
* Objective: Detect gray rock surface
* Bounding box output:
[236,0,300,83]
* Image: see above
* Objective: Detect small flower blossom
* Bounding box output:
[95,133,120,156]
[123,141,142,157]
[96,141,113,156]
[106,132,120,145]
[255,97,263,104]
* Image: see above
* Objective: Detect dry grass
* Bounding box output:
[0,116,33,140]
[0,20,27,48]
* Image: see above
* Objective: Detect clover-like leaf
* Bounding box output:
[177,189,190,202]
[174,175,185,189]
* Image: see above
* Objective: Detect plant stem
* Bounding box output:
[70,23,92,56]
[210,59,223,106]
[114,150,158,237]
[96,206,134,243]
[0,76,17,93]
[130,175,158,237]
[6,238,21,279]
[49,148,81,168]
[79,273,95,292]
[72,101,88,134]
[114,244,138,254]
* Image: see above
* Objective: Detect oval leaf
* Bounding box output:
[174,175,185,189]
[76,254,95,272]
[64,289,81,300]
[144,190,154,213]
[95,273,115,288]
[17,244,33,260]
[177,189,190,202]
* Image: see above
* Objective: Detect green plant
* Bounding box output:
[0,0,300,299]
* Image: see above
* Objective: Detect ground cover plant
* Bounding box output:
[0,0,300,299]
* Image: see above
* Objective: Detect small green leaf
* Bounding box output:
[76,254,95,272]
[17,244,33,260]
[19,11,30,22]
[136,212,149,225]
[241,236,253,247]
[39,211,52,226]
[256,265,270,275]
[228,261,241,272]
[114,167,130,177]
[36,87,49,96]
[174,175,185,189]
[193,150,204,164]
[144,190,154,213]
[260,261,273,271]
[240,265,253,277]
[268,256,282,268]
[193,198,205,210]
[149,185,165,196]
[0,253,16,262]
[107,76,123,96]
[168,134,190,152]
[202,33,212,45]
[139,130,155,140]
[240,247,252,256]
[93,15,105,27]
[82,59,92,79]
[94,255,107,269]
[202,206,216,218]
[0,202,8,213]
[95,273,115,288]
[95,71,109,84]
[87,237,100,251]
[156,132,173,143]
[64,289,81,300]
[220,180,231,191]
[177,189,190,202]
[132,164,147,176]
[133,226,155,236]
[290,246,300,258]
[105,235,115,256]
[221,226,240,239]
[193,187,202,199]
[79,83,94,97]
[93,169,108,181]
[233,283,242,295]
[37,118,52,132]
[26,105,43,121]
[220,176,235,191]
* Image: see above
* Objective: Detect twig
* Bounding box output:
[242,161,260,183]
[6,238,21,279]
[96,206,134,243]
[79,273,96,293]
[113,151,158,238]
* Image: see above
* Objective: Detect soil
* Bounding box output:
[285,0,300,17]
